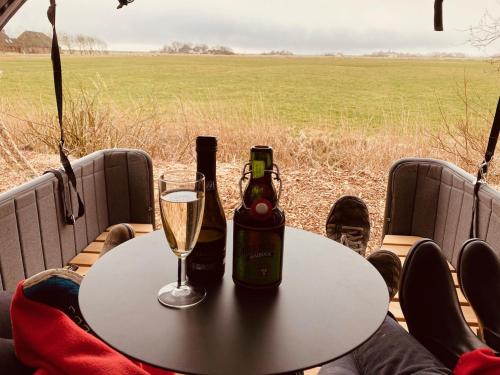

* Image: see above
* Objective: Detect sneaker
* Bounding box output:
[100,223,135,258]
[326,196,370,256]
[366,250,402,299]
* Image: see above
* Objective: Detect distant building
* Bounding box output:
[0,30,20,53]
[15,31,51,53]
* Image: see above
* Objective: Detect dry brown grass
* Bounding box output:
[0,88,497,253]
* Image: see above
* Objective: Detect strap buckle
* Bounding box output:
[477,160,489,184]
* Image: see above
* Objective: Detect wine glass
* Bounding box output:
[158,171,206,308]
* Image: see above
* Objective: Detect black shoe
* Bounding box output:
[458,239,500,352]
[366,250,401,299]
[326,196,370,256]
[399,239,486,369]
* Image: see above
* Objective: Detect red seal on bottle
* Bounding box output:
[251,198,273,219]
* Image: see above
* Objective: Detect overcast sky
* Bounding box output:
[4,0,500,55]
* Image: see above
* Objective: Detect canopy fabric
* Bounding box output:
[0,0,27,30]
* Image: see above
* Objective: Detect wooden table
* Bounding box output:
[79,224,388,375]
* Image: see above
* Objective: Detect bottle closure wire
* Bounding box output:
[238,163,282,210]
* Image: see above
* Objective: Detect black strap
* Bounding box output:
[470,97,500,238]
[434,0,443,31]
[117,0,134,9]
[44,169,83,225]
[46,0,84,225]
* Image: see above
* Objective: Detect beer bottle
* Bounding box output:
[233,145,285,289]
[187,136,227,284]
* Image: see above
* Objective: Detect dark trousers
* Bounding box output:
[0,291,33,375]
[319,316,451,375]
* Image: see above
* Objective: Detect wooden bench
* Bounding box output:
[68,223,155,276]
[382,235,479,333]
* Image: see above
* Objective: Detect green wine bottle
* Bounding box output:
[233,145,285,289]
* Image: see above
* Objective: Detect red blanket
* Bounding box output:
[454,348,500,375]
[11,282,174,375]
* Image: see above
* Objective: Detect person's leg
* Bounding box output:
[321,316,451,375]
[0,291,13,339]
[0,338,34,375]
[458,239,500,352]
[0,291,34,374]
[318,351,359,375]
[354,316,451,375]
[399,240,487,369]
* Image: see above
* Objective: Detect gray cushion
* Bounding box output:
[384,158,500,267]
[0,149,155,291]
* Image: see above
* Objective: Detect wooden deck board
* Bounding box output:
[67,223,155,272]
[81,242,103,254]
[74,266,91,276]
[304,368,320,375]
[383,235,424,246]
[70,252,100,267]
[380,244,412,256]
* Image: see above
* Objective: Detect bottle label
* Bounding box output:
[188,228,226,274]
[233,221,284,286]
[206,180,216,192]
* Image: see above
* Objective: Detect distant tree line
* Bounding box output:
[159,41,235,55]
[364,50,467,58]
[59,33,108,55]
[261,50,294,56]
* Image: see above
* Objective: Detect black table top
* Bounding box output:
[79,224,388,375]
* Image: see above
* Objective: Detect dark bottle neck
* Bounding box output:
[249,147,273,182]
[197,151,217,189]
[244,147,276,205]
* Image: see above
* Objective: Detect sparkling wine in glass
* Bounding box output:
[158,171,206,308]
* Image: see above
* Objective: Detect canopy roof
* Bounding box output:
[0,0,27,30]
[1,0,443,33]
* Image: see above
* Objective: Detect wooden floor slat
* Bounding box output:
[70,252,100,267]
[74,266,91,276]
[304,368,320,375]
[380,244,412,256]
[95,232,108,242]
[82,242,104,254]
[383,235,423,246]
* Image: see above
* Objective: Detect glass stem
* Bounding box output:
[177,257,187,289]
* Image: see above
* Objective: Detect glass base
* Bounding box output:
[158,282,206,308]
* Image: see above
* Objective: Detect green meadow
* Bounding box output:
[0,54,498,131]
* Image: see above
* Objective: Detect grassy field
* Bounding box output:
[1,54,499,249]
[0,54,499,131]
